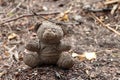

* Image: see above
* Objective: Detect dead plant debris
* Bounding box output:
[0,0,120,80]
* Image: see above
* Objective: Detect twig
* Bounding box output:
[31,10,56,24]
[0,11,61,25]
[7,0,24,16]
[4,45,18,62]
[104,0,120,5]
[91,13,120,36]
[31,10,79,26]
[84,8,112,12]
[3,45,16,56]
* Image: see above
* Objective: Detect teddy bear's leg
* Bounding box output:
[57,52,74,69]
[23,52,41,68]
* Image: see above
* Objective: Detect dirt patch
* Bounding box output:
[0,0,120,80]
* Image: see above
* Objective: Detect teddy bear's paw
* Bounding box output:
[23,52,40,68]
[25,39,40,52]
[57,52,74,69]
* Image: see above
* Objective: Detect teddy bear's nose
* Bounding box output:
[47,29,56,35]
[47,29,52,32]
[43,29,56,39]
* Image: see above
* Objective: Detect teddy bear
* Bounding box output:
[23,21,74,69]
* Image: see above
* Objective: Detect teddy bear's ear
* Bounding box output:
[34,22,42,32]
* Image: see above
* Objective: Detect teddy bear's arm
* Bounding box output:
[25,39,40,52]
[58,41,71,52]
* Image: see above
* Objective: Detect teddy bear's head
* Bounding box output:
[37,21,64,44]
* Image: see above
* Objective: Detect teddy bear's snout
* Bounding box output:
[43,29,57,39]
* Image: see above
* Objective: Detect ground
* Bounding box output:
[0,0,120,80]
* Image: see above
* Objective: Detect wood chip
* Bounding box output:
[8,33,17,40]
[111,4,119,15]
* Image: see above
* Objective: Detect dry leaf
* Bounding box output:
[83,52,97,60]
[58,13,69,21]
[72,52,85,61]
[56,8,71,21]
[4,51,10,57]
[72,52,97,60]
[78,54,86,61]
[8,33,17,40]
[72,52,79,57]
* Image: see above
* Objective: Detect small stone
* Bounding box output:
[116,70,120,75]
[69,77,77,80]
[77,76,83,80]
[83,4,91,10]
[73,15,82,21]
[90,72,97,78]
[42,6,48,11]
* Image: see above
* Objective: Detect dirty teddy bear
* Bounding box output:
[23,21,74,69]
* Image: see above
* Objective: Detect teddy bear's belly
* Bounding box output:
[40,53,60,64]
